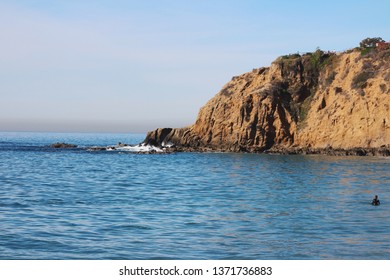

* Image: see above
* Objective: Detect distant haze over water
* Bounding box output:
[0,119,191,134]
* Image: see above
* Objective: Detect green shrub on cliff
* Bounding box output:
[360,47,374,56]
[280,53,301,60]
[309,48,335,69]
[310,48,324,68]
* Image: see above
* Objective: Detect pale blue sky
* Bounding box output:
[1,0,389,133]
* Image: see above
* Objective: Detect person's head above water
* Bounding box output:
[372,195,380,206]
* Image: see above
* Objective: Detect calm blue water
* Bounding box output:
[0,132,389,260]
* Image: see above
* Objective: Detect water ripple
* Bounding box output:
[1,132,390,259]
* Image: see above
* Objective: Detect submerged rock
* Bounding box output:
[50,142,78,149]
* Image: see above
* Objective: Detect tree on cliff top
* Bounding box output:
[360,37,384,48]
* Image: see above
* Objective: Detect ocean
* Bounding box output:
[0,132,389,259]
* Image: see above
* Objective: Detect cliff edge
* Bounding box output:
[144,46,390,155]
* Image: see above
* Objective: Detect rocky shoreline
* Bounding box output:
[264,146,390,156]
[142,141,390,156]
[47,141,390,156]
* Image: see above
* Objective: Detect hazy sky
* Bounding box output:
[1,0,389,133]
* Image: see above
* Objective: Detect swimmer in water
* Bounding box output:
[371,195,380,206]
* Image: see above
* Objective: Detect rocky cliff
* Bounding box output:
[144,47,390,155]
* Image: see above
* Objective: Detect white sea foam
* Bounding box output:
[162,141,174,148]
[115,143,163,153]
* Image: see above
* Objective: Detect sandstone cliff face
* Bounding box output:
[145,48,390,154]
[297,51,390,149]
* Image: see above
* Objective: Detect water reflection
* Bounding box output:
[1,134,390,259]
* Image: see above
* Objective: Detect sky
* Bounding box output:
[0,0,389,133]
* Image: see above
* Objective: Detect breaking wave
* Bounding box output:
[115,143,163,153]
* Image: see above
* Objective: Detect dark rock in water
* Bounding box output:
[87,146,114,151]
[144,128,175,147]
[50,142,78,149]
